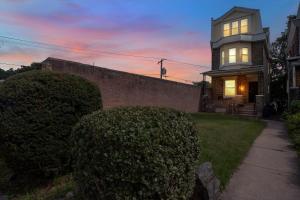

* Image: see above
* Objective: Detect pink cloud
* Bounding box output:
[0,10,211,83]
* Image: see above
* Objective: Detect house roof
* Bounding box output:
[202,66,264,77]
[212,6,260,24]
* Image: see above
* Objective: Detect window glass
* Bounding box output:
[223,23,230,37]
[221,51,225,65]
[241,48,249,63]
[241,19,248,33]
[225,80,236,96]
[229,48,236,63]
[231,21,239,35]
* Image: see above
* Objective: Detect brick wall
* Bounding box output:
[42,58,201,113]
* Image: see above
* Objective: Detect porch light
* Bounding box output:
[239,85,245,92]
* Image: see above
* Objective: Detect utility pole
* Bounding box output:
[158,58,167,79]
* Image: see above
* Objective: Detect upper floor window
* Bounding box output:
[229,48,236,63]
[221,51,225,65]
[223,23,230,37]
[231,21,239,35]
[241,19,248,34]
[241,48,249,63]
[223,18,249,37]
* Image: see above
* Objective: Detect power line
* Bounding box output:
[0,35,159,60]
[167,59,209,68]
[166,76,195,83]
[0,61,197,84]
[0,35,208,69]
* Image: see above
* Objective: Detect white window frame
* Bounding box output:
[221,51,225,65]
[223,23,230,37]
[241,48,249,63]
[224,79,236,97]
[229,48,236,64]
[231,21,239,35]
[241,18,248,34]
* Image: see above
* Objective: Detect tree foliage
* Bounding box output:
[0,63,41,80]
[270,29,288,112]
[0,70,102,177]
[72,107,200,200]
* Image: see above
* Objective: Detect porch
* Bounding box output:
[288,60,300,102]
[202,67,265,116]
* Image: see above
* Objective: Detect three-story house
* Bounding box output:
[203,7,271,115]
[287,4,300,105]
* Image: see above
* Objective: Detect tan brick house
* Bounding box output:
[287,4,300,104]
[203,7,271,115]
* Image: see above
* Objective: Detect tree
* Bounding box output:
[0,63,41,80]
[269,30,288,112]
[193,80,211,88]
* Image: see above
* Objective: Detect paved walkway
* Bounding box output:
[221,120,300,200]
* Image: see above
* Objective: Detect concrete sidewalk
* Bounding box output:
[221,120,300,200]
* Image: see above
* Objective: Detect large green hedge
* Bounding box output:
[72,107,200,200]
[0,70,102,177]
[290,100,300,114]
[287,113,300,152]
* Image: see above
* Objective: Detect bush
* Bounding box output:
[0,70,102,177]
[287,113,300,152]
[72,107,200,200]
[290,100,300,114]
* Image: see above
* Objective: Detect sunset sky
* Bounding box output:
[0,0,299,83]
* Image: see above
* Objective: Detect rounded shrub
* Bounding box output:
[287,113,300,150]
[72,107,200,200]
[0,70,102,177]
[290,100,300,114]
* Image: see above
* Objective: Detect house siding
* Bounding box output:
[211,74,263,103]
[296,68,300,87]
[212,48,220,70]
[251,41,264,65]
[258,71,264,94]
[211,77,223,99]
[290,27,299,57]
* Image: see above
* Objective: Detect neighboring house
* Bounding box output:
[287,4,300,104]
[203,7,271,116]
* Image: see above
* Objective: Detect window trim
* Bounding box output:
[224,79,236,97]
[221,51,225,65]
[229,48,237,64]
[231,21,239,35]
[241,18,248,34]
[241,47,249,63]
[223,23,230,37]
[222,18,249,37]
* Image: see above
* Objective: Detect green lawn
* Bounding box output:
[192,113,265,187]
[1,112,265,199]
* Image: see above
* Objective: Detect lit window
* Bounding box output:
[241,48,249,63]
[241,19,248,33]
[229,48,236,63]
[221,51,225,65]
[231,21,239,35]
[225,80,236,97]
[223,23,230,37]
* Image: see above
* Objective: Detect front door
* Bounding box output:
[248,82,258,103]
